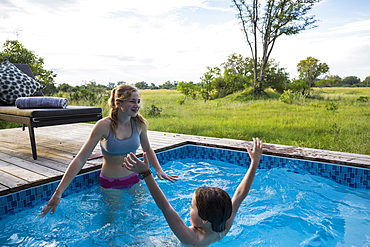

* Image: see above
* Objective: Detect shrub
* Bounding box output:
[147,104,162,117]
[177,99,185,105]
[325,102,339,111]
[279,90,294,104]
[279,90,305,104]
[357,96,369,102]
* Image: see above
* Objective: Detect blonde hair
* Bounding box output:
[108,84,147,136]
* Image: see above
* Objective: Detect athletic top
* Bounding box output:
[100,119,140,156]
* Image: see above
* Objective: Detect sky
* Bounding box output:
[1,0,370,86]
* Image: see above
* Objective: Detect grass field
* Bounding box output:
[1,87,369,155]
[137,88,370,155]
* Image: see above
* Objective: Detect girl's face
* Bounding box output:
[190,193,204,227]
[117,92,141,117]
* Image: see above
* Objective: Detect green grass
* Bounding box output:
[312,87,370,100]
[1,88,369,155]
[139,89,370,155]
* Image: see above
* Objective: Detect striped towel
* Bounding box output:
[15,97,68,109]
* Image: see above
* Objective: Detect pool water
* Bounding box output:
[0,158,369,247]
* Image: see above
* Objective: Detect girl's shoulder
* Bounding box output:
[133,118,146,133]
[96,117,112,127]
[91,117,111,136]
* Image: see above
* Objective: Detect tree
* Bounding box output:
[107,82,116,89]
[199,67,219,101]
[117,81,126,86]
[159,80,178,89]
[317,75,342,87]
[221,53,289,94]
[68,81,107,105]
[262,58,289,93]
[288,78,308,94]
[149,83,158,89]
[177,81,199,99]
[341,76,361,86]
[297,56,329,93]
[363,76,370,87]
[232,0,318,95]
[211,68,247,98]
[135,81,148,89]
[0,40,57,95]
[221,53,253,77]
[57,83,74,92]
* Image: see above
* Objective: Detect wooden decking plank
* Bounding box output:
[0,143,35,160]
[0,133,80,161]
[0,137,34,155]
[1,123,370,197]
[0,146,62,169]
[0,153,62,178]
[34,144,78,160]
[0,140,73,164]
[0,129,101,171]
[0,168,29,188]
[0,184,8,191]
[0,159,47,182]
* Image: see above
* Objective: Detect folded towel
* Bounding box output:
[15,97,68,109]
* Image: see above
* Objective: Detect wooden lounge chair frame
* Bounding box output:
[0,64,102,159]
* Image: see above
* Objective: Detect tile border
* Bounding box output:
[1,143,369,220]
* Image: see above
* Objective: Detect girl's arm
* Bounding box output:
[123,153,197,246]
[225,138,263,232]
[139,125,178,182]
[41,120,107,216]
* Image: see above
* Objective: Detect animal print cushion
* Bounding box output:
[0,59,44,105]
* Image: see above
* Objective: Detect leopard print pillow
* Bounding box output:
[0,59,43,105]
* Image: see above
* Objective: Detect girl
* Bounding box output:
[41,84,177,216]
[123,138,263,247]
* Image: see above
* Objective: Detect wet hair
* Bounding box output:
[195,187,232,232]
[108,84,147,136]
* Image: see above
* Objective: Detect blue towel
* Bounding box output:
[15,97,68,109]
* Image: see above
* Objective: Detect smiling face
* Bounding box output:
[116,91,141,117]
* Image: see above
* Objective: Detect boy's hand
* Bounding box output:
[246,138,263,162]
[123,152,150,174]
[123,153,178,182]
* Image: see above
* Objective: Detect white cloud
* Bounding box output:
[329,19,370,35]
[1,0,369,85]
[273,17,370,79]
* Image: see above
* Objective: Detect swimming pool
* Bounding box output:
[1,144,369,246]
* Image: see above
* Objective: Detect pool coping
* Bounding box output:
[0,124,369,198]
[2,140,370,197]
[153,140,370,169]
[1,139,369,220]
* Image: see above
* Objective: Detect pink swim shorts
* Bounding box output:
[100,173,140,189]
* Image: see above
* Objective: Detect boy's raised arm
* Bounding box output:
[226,138,263,231]
[123,153,197,246]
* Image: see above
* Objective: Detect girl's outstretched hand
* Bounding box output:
[246,138,263,163]
[39,194,61,217]
[156,170,178,183]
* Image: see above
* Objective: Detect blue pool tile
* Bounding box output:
[0,144,369,220]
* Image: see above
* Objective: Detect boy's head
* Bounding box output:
[193,187,232,232]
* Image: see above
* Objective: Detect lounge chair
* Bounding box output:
[0,63,102,159]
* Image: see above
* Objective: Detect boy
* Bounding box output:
[124,138,263,246]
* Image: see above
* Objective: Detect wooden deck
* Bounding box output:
[1,123,370,196]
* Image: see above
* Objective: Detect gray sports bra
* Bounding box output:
[100,119,140,156]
